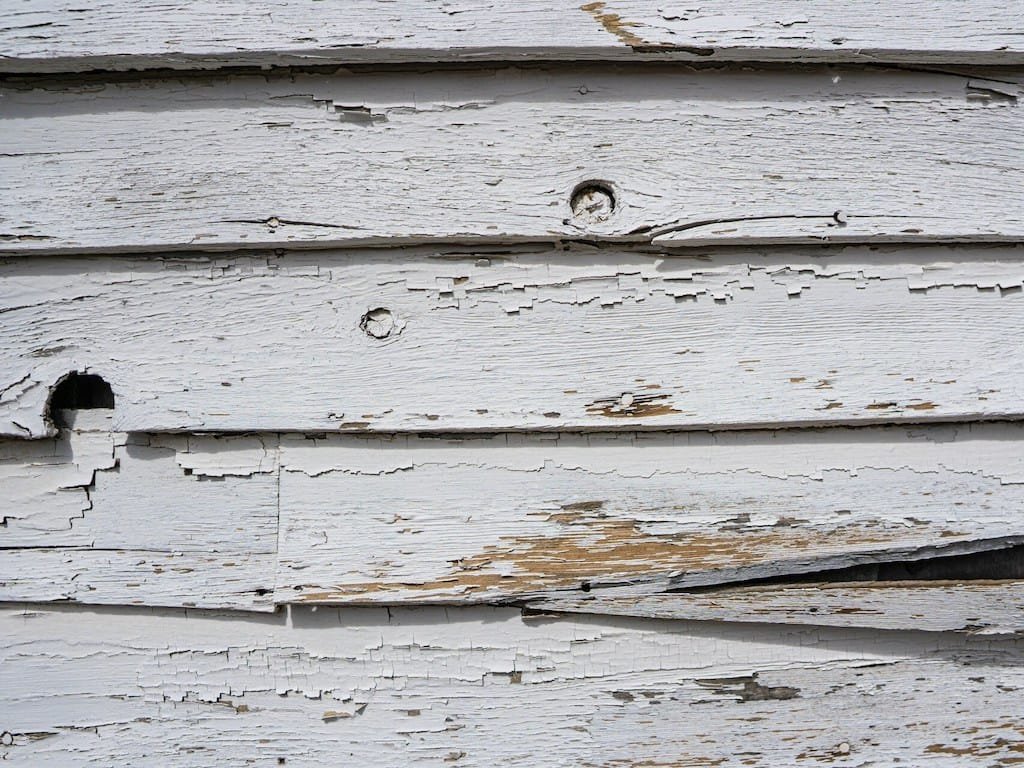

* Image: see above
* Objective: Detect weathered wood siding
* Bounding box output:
[2,3,1023,765]
[4,245,1024,437]
[4,605,1024,766]
[6,415,1024,615]
[2,67,1021,254]
[2,1,1023,70]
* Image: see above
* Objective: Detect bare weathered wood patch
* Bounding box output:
[2,66,1021,254]
[2,604,1023,765]
[2,0,1022,72]
[4,245,1024,437]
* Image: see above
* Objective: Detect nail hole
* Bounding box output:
[570,181,616,225]
[360,308,397,339]
[580,581,592,592]
[48,371,114,428]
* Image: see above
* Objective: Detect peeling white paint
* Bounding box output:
[3,245,1024,437]
[0,414,277,610]
[2,8,1022,763]
[1,67,1021,254]
[1,604,1023,766]
[274,425,1024,603]
[4,421,1024,614]
[1,0,1022,71]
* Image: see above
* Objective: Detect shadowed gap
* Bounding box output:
[678,545,1024,593]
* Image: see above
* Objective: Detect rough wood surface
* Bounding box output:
[5,8,1022,762]
[2,67,1021,255]
[2,604,1024,766]
[0,412,277,610]
[4,417,1024,615]
[5,244,1024,437]
[2,1,1023,72]
[534,581,1024,634]
[273,426,1024,604]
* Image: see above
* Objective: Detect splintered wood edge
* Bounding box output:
[530,580,1024,634]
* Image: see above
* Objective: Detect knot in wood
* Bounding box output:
[360,308,397,339]
[570,182,615,225]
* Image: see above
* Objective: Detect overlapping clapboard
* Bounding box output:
[2,0,1023,636]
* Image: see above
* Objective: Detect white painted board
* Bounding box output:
[2,67,1021,254]
[4,417,1024,619]
[2,1,1023,72]
[2,604,1023,766]
[4,245,1024,437]
[534,581,1024,634]
[274,425,1024,605]
[0,412,277,610]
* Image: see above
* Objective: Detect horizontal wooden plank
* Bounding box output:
[274,426,1024,604]
[2,604,1024,765]
[533,581,1024,634]
[5,417,1024,613]
[2,66,1021,254]
[0,412,277,610]
[2,1,1023,72]
[4,245,1024,437]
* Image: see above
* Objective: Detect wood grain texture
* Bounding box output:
[274,426,1024,604]
[0,412,277,610]
[2,604,1024,766]
[4,244,1024,437]
[5,417,1024,615]
[2,1,1023,72]
[2,66,1021,255]
[534,581,1024,634]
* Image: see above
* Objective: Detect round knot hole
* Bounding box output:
[360,308,397,339]
[570,182,616,225]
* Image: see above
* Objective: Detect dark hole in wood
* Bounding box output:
[678,545,1024,593]
[49,372,114,427]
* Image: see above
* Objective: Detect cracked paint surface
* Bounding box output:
[3,244,1024,437]
[2,5,1023,766]
[1,604,1023,766]
[1,66,1021,254]
[0,412,277,610]
[0,0,1022,72]
[4,417,1024,625]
